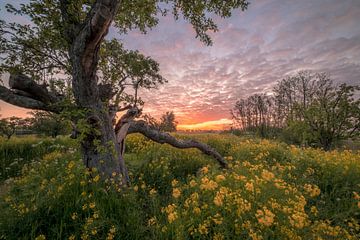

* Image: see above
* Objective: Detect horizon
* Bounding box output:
[1,0,360,130]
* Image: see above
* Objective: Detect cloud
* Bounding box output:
[120,0,360,128]
[1,0,360,129]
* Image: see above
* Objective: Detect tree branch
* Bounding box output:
[9,74,59,104]
[127,121,228,168]
[0,74,61,113]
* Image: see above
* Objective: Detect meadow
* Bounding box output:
[0,134,359,240]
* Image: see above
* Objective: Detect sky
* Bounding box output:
[1,0,360,130]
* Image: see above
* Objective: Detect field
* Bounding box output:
[0,134,359,240]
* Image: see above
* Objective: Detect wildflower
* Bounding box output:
[289,212,309,229]
[245,182,254,192]
[67,161,75,170]
[149,188,157,195]
[200,177,218,191]
[71,212,78,220]
[304,184,321,197]
[256,207,275,226]
[198,223,208,235]
[133,185,138,192]
[310,206,318,216]
[81,191,86,197]
[193,207,201,214]
[172,188,181,198]
[68,235,75,240]
[93,212,99,219]
[109,225,116,234]
[171,179,179,187]
[148,217,157,226]
[213,233,224,240]
[91,229,97,235]
[201,166,209,174]
[215,174,226,182]
[168,212,178,223]
[189,180,197,187]
[261,170,275,181]
[93,175,100,183]
[213,192,224,206]
[82,204,87,210]
[89,202,96,209]
[35,235,46,240]
[112,172,117,177]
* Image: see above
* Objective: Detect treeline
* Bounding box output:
[0,111,178,140]
[231,71,360,150]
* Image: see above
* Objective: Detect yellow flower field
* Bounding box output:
[0,134,359,239]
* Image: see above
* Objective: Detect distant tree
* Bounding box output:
[232,71,360,149]
[141,111,177,132]
[300,82,360,150]
[159,111,178,132]
[0,116,22,139]
[29,111,71,138]
[232,94,275,137]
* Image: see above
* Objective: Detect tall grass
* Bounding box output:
[0,134,359,239]
[0,136,77,182]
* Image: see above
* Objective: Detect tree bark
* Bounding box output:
[126,120,228,168]
[64,0,126,182]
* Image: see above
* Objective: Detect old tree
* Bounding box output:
[0,0,249,184]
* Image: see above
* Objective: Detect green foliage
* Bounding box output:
[1,134,359,239]
[0,136,77,182]
[0,117,27,139]
[29,111,71,138]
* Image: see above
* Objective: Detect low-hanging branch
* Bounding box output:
[127,120,228,168]
[0,73,61,113]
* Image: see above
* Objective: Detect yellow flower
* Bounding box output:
[193,207,201,214]
[172,188,181,198]
[89,202,96,209]
[149,188,157,195]
[213,191,224,206]
[261,170,275,181]
[198,223,208,235]
[67,161,75,170]
[93,175,100,182]
[256,207,275,226]
[168,212,178,223]
[245,182,254,192]
[133,185,139,192]
[147,217,157,226]
[201,166,209,174]
[71,212,78,220]
[200,177,218,191]
[213,233,224,240]
[68,235,75,240]
[215,174,226,182]
[310,206,318,216]
[189,180,197,187]
[109,225,116,234]
[304,184,321,197]
[35,235,46,240]
[171,179,179,187]
[82,204,87,210]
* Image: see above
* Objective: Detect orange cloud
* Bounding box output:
[177,118,232,131]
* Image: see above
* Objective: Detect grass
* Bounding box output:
[0,136,78,182]
[0,134,359,239]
